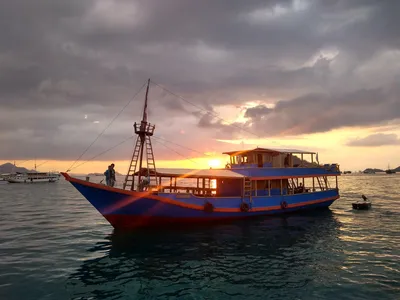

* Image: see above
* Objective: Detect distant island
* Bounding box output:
[363,168,384,173]
[362,166,400,174]
[0,162,36,174]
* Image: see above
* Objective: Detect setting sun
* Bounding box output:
[208,159,222,168]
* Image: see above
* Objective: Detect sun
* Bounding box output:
[208,159,221,168]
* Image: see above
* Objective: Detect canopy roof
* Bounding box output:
[222,147,315,156]
[134,168,244,179]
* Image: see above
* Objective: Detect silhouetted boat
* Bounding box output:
[385,164,396,174]
[352,195,371,210]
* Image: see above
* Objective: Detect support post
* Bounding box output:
[174,177,177,192]
[268,180,271,196]
[292,178,294,194]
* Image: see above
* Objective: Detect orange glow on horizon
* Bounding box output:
[208,159,222,168]
[0,156,229,175]
[2,123,400,174]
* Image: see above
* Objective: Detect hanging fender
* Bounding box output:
[204,201,214,213]
[280,201,288,209]
[240,202,250,212]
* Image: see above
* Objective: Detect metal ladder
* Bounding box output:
[288,178,294,192]
[123,136,141,190]
[243,178,252,202]
[123,135,158,190]
[316,176,324,191]
[144,135,158,187]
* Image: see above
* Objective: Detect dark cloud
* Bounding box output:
[201,85,400,138]
[1,0,400,161]
[346,133,400,147]
[244,105,272,119]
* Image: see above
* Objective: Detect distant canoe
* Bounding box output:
[352,201,371,210]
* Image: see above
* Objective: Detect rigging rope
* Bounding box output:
[152,139,200,166]
[36,161,49,168]
[66,81,147,172]
[70,135,135,171]
[65,79,272,173]
[67,135,198,172]
[151,136,212,158]
[151,80,264,140]
[15,159,31,166]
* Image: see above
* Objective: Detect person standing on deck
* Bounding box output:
[284,154,290,168]
[104,165,111,186]
[109,163,116,187]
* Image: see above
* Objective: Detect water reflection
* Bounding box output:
[68,211,343,299]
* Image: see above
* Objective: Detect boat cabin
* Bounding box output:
[224,147,318,169]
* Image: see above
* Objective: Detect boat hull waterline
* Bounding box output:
[62,173,339,229]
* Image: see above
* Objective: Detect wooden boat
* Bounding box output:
[352,201,372,210]
[62,79,341,230]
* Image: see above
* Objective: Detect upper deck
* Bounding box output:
[223,147,340,177]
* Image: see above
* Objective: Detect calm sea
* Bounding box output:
[0,174,399,300]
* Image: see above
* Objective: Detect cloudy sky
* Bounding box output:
[1,0,400,173]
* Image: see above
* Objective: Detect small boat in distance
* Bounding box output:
[62,79,341,230]
[352,195,371,210]
[0,174,10,185]
[7,172,60,183]
[385,164,396,174]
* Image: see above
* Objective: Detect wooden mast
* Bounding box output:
[137,79,150,188]
[123,79,157,191]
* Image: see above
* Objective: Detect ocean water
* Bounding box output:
[0,175,399,300]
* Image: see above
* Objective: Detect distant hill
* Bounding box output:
[363,166,400,173]
[292,156,319,167]
[363,168,384,173]
[0,162,35,174]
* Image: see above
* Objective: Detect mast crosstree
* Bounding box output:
[123,79,158,191]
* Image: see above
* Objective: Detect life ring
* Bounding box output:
[204,201,214,213]
[240,202,249,212]
[280,201,288,209]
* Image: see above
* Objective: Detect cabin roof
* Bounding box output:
[222,147,315,156]
[135,168,245,179]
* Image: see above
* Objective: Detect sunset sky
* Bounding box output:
[1,0,400,174]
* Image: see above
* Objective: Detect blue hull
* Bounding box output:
[64,174,340,230]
